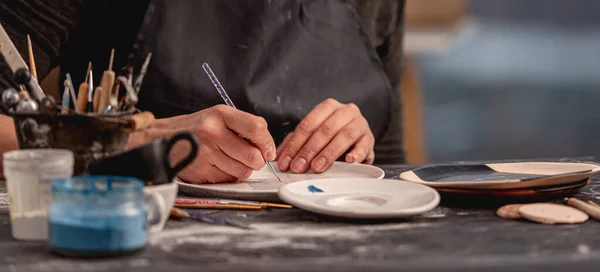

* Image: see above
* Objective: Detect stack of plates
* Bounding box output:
[177,161,442,219]
[397,162,600,201]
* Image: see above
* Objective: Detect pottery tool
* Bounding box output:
[93,86,102,112]
[61,80,70,113]
[518,203,588,225]
[77,62,92,111]
[201,62,282,183]
[175,198,293,209]
[565,197,600,221]
[64,73,80,112]
[26,35,37,78]
[170,208,253,229]
[117,76,138,107]
[127,67,134,85]
[496,204,523,219]
[174,202,263,210]
[98,49,115,113]
[133,53,152,93]
[308,185,323,193]
[86,69,94,113]
[588,200,600,207]
[0,23,45,101]
[1,88,20,109]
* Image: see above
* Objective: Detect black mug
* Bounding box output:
[88,132,199,185]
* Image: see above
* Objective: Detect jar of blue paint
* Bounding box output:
[49,176,158,257]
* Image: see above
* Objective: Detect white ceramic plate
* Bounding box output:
[176,162,385,201]
[277,178,440,219]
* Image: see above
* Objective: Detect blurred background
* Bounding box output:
[402,0,600,164]
[39,0,600,165]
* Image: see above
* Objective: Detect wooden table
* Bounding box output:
[1,157,599,271]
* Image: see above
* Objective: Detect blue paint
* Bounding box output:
[308,185,323,193]
[49,176,148,255]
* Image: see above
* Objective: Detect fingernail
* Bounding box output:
[291,157,307,173]
[266,150,276,161]
[346,153,355,163]
[312,157,326,172]
[279,156,292,171]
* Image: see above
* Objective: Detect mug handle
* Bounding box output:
[146,193,167,227]
[165,132,199,181]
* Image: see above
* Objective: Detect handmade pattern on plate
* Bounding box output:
[243,163,381,190]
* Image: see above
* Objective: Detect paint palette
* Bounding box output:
[277,178,440,219]
[398,162,600,189]
[176,162,385,201]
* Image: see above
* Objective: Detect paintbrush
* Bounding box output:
[201,62,282,183]
[86,68,94,113]
[175,198,293,209]
[76,62,92,111]
[174,203,263,210]
[170,208,253,229]
[26,34,37,78]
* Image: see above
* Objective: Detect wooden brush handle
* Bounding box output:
[93,86,102,112]
[124,111,155,131]
[76,83,89,111]
[98,71,115,113]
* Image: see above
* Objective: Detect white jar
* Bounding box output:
[3,149,74,241]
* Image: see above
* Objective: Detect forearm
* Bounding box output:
[0,115,19,179]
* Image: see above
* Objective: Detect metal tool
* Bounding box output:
[0,23,45,102]
[201,62,282,182]
[15,97,38,113]
[133,53,152,94]
[2,88,20,108]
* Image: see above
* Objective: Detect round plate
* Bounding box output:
[176,162,385,201]
[277,178,440,219]
[398,162,600,189]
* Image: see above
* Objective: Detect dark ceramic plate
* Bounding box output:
[397,162,600,189]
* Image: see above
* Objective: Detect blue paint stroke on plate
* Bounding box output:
[308,185,324,193]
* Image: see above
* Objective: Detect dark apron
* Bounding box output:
[131,0,394,151]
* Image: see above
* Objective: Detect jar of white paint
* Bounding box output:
[3,149,74,241]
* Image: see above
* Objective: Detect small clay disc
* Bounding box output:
[497,204,524,219]
[518,203,589,225]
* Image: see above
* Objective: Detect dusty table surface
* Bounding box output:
[1,157,600,272]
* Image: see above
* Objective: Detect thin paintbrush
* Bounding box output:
[201,62,282,182]
[175,198,293,209]
[170,208,253,229]
[26,34,37,78]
